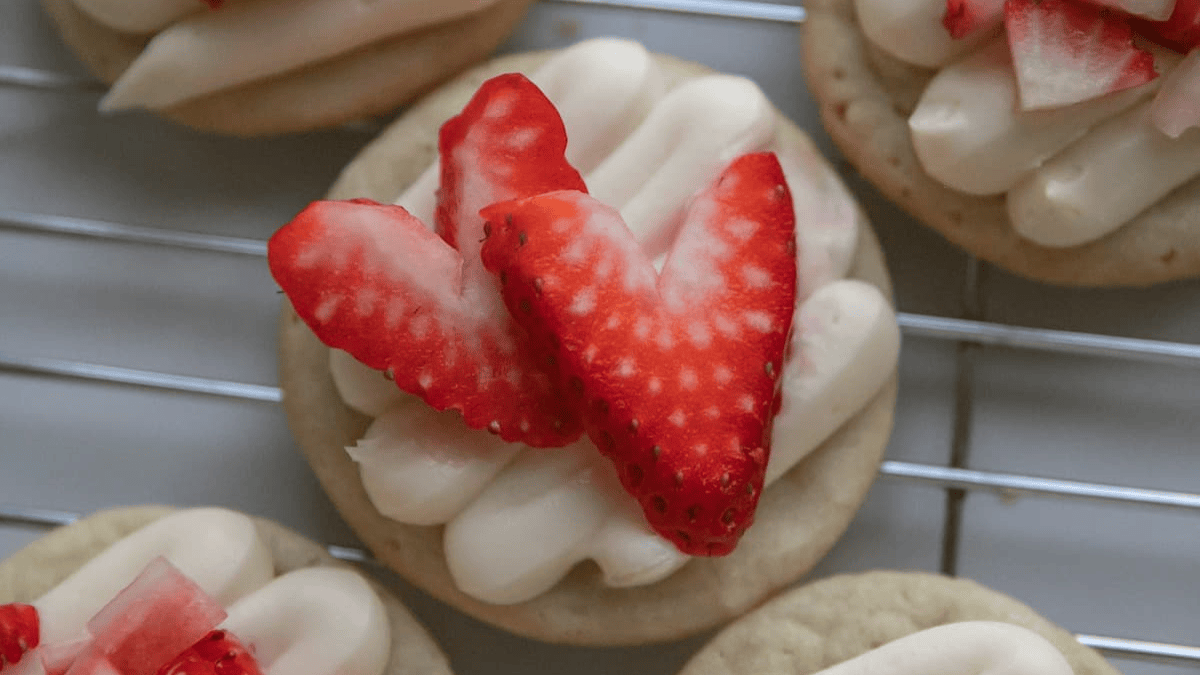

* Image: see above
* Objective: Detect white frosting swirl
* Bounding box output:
[812,622,1073,675]
[331,38,899,605]
[22,508,390,675]
[74,0,502,111]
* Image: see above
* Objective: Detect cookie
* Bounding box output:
[679,571,1117,675]
[277,47,899,645]
[42,0,533,136]
[803,0,1200,287]
[0,505,452,675]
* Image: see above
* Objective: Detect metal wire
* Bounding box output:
[1077,635,1200,666]
[898,313,1200,368]
[0,352,281,402]
[551,0,805,22]
[0,65,104,93]
[879,462,1200,512]
[0,501,1195,666]
[8,213,1200,366]
[0,210,268,256]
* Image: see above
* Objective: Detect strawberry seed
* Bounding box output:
[628,464,644,487]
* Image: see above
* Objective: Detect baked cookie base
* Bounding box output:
[803,0,1200,287]
[0,506,454,675]
[680,571,1119,675]
[278,50,900,645]
[42,0,533,136]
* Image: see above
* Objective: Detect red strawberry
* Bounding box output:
[1005,0,1158,110]
[1088,0,1175,20]
[943,0,1005,39]
[156,631,260,675]
[199,0,223,8]
[479,153,797,556]
[0,604,38,668]
[1136,0,1200,50]
[80,558,225,675]
[269,73,587,447]
[41,638,90,675]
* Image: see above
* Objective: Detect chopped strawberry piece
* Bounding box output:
[1006,0,1158,110]
[199,0,224,8]
[0,604,38,668]
[40,638,90,675]
[83,558,225,675]
[1136,0,1200,51]
[269,73,587,447]
[480,153,797,556]
[943,0,1005,38]
[156,631,261,675]
[61,653,119,675]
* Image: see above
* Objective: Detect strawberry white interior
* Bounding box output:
[71,0,502,112]
[331,38,901,605]
[857,0,1200,248]
[13,508,391,675]
[803,622,1072,675]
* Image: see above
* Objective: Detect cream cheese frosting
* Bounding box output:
[73,0,200,34]
[810,622,1074,675]
[74,0,503,112]
[859,0,1003,68]
[16,508,390,675]
[857,0,1199,248]
[331,38,900,605]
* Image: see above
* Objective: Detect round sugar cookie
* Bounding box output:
[41,0,533,136]
[803,0,1200,287]
[679,571,1118,675]
[277,49,900,645]
[0,505,453,675]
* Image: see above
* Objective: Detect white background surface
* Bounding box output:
[1,1,1197,674]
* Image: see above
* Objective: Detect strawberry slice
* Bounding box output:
[156,631,261,675]
[479,153,797,556]
[1136,0,1200,51]
[81,558,226,675]
[1005,0,1158,110]
[40,639,89,675]
[943,0,1005,39]
[0,604,38,669]
[1089,0,1175,20]
[269,73,587,447]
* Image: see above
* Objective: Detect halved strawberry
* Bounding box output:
[943,0,1006,39]
[1135,0,1200,51]
[0,604,38,669]
[80,558,226,675]
[479,153,797,556]
[269,73,587,447]
[1089,0,1175,20]
[156,631,260,675]
[1006,0,1158,110]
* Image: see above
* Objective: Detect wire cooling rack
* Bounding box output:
[1,1,1198,673]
